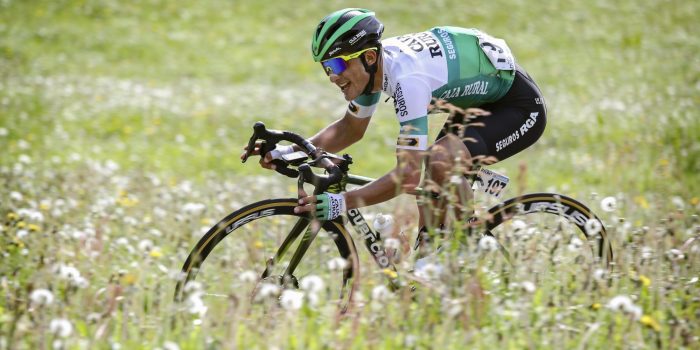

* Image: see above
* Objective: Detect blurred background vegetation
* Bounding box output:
[1,0,698,198]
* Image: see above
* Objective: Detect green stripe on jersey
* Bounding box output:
[354,92,381,107]
[399,116,428,136]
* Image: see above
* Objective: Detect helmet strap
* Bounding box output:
[359,48,380,96]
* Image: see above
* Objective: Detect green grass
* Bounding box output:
[1,0,699,348]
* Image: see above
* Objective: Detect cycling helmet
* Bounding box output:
[311,8,384,62]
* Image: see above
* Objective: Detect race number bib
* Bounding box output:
[476,32,515,71]
[473,168,509,198]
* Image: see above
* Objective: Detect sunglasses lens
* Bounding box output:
[321,58,347,76]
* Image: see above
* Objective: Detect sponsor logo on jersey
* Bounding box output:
[397,136,419,147]
[348,30,367,46]
[393,83,408,117]
[396,32,443,58]
[438,81,490,99]
[435,28,457,60]
[348,101,359,114]
[495,112,539,152]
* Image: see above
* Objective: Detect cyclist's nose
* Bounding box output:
[329,74,340,83]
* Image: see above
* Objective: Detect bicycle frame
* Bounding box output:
[261,173,402,290]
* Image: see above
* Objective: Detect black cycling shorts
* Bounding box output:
[436,66,547,164]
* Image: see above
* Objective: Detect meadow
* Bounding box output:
[1,0,698,348]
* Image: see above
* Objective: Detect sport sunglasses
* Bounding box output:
[321,48,377,76]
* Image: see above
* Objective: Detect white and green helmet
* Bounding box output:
[311,8,384,62]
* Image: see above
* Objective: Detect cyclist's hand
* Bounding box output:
[295,189,346,221]
[240,142,293,170]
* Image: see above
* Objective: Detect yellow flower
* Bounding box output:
[640,315,661,332]
[7,212,18,221]
[149,249,163,258]
[634,196,649,209]
[590,303,602,310]
[382,268,398,279]
[639,275,651,287]
[692,197,699,206]
[120,273,138,285]
[28,224,41,232]
[39,202,51,211]
[17,221,26,229]
[254,241,264,249]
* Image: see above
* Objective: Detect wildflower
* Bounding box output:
[10,191,23,201]
[280,290,304,310]
[414,259,444,280]
[149,249,163,258]
[521,281,536,293]
[18,154,32,164]
[256,283,281,301]
[584,219,602,236]
[138,239,154,253]
[371,285,392,302]
[239,270,257,283]
[327,257,349,271]
[590,303,602,310]
[606,295,642,320]
[49,318,73,338]
[641,246,654,260]
[478,235,499,252]
[6,212,18,221]
[186,294,208,316]
[567,237,583,252]
[0,127,7,136]
[299,275,324,294]
[593,268,607,281]
[639,275,651,288]
[54,264,89,288]
[28,224,41,232]
[382,268,398,279]
[671,196,685,210]
[384,238,401,250]
[600,196,617,212]
[163,341,181,350]
[182,202,206,216]
[640,315,661,332]
[666,249,685,261]
[29,289,54,306]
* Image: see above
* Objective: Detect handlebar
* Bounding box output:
[241,122,344,194]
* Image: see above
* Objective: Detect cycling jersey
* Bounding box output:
[347,26,518,151]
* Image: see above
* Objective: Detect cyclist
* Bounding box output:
[243,8,547,246]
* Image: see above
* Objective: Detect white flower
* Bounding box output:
[256,283,281,300]
[54,264,88,288]
[239,270,258,283]
[0,127,8,136]
[593,268,607,281]
[299,275,324,294]
[672,196,685,210]
[29,289,54,306]
[280,290,304,310]
[666,249,685,261]
[49,318,73,338]
[600,196,617,212]
[17,208,44,222]
[186,295,207,316]
[138,239,154,252]
[521,281,536,293]
[606,295,642,320]
[182,202,206,216]
[327,257,349,271]
[384,238,401,250]
[478,235,499,252]
[641,246,654,259]
[371,285,392,302]
[414,258,444,280]
[511,219,527,231]
[567,237,584,252]
[584,219,602,236]
[10,191,24,201]
[18,154,32,164]
[163,341,180,350]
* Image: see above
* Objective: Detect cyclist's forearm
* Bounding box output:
[303,114,369,153]
[344,160,422,209]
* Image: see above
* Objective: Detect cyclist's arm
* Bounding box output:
[343,148,423,209]
[305,111,371,153]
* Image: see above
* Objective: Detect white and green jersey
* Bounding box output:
[348,26,516,151]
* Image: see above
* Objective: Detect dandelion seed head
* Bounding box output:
[521,281,536,293]
[280,289,304,311]
[256,283,281,300]
[371,285,392,302]
[327,257,349,271]
[600,196,617,212]
[49,318,73,338]
[567,237,583,252]
[29,289,54,306]
[585,219,602,236]
[666,249,685,261]
[606,295,642,320]
[299,275,324,293]
[239,270,257,283]
[478,235,499,252]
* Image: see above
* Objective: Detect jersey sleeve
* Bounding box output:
[394,77,432,151]
[347,92,381,118]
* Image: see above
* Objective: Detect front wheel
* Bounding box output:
[174,198,361,313]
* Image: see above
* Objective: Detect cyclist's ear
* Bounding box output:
[364,49,378,65]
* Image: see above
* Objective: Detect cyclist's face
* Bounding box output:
[328,51,377,101]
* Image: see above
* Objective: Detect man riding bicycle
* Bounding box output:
[242,8,547,247]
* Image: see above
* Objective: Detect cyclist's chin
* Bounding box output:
[342,87,361,101]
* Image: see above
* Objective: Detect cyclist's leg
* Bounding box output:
[416,67,547,249]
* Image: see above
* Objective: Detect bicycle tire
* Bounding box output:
[484,192,613,266]
[174,198,361,310]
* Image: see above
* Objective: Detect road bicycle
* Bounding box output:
[174,122,613,311]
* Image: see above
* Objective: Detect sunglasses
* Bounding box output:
[321,48,377,76]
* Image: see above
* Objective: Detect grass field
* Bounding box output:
[1,0,699,349]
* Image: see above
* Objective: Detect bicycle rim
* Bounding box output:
[174,198,360,313]
[483,193,613,268]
